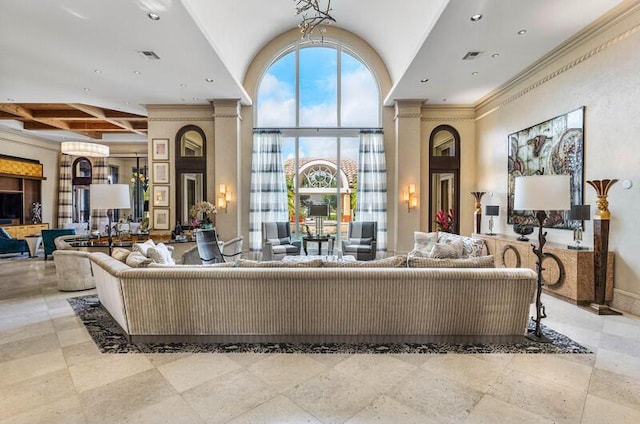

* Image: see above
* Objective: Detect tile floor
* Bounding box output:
[1,255,640,423]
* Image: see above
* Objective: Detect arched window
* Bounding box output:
[429,125,461,233]
[256,40,380,244]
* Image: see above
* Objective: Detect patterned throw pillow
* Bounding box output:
[322,255,408,268]
[125,251,153,268]
[132,239,156,257]
[408,255,495,268]
[430,240,464,259]
[437,233,485,258]
[408,231,438,257]
[111,247,131,263]
[147,243,175,265]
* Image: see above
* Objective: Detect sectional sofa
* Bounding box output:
[88,252,537,344]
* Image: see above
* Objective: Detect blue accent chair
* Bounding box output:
[42,228,76,260]
[0,227,29,255]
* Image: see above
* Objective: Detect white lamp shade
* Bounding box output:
[61,141,109,157]
[90,184,131,210]
[514,175,571,211]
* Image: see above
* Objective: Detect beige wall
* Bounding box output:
[474,8,640,309]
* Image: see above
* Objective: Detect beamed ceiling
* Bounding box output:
[0,103,147,140]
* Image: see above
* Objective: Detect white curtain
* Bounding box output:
[57,154,73,227]
[90,157,109,232]
[356,129,387,251]
[249,130,288,252]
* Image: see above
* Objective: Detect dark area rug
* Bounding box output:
[68,295,591,355]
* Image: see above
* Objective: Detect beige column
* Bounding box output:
[393,100,424,253]
[212,100,242,240]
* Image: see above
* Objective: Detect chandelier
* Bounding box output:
[61,141,109,157]
[294,0,336,40]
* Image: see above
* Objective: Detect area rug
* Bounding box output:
[68,295,591,355]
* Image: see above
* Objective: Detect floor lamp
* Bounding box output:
[90,184,131,255]
[514,175,570,343]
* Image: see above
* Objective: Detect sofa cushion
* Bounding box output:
[322,255,407,268]
[147,243,175,265]
[409,231,438,257]
[343,244,373,253]
[132,239,156,257]
[111,247,131,262]
[0,227,10,239]
[125,251,153,268]
[430,240,464,259]
[267,237,291,246]
[408,255,495,268]
[437,232,485,258]
[148,262,235,268]
[236,259,323,268]
[271,244,299,255]
[348,237,373,245]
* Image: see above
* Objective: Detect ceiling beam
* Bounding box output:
[31,109,97,120]
[68,103,147,136]
[0,103,74,133]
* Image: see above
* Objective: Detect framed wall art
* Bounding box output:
[152,162,169,184]
[507,107,585,229]
[153,185,169,207]
[153,209,169,230]
[152,138,169,161]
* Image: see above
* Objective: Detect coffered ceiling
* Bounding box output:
[0,0,630,143]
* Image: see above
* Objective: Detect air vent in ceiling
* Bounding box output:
[462,51,483,60]
[138,50,160,60]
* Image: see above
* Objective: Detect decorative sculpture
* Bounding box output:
[586,179,621,315]
[471,192,485,234]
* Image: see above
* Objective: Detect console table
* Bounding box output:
[302,235,334,255]
[473,233,614,305]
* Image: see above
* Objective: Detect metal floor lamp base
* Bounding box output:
[526,329,552,344]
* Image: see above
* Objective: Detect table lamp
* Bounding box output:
[514,174,570,342]
[485,205,499,235]
[90,184,131,254]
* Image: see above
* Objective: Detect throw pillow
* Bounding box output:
[408,231,438,257]
[267,237,291,246]
[437,232,485,258]
[125,251,153,268]
[348,237,372,245]
[322,255,408,268]
[430,240,464,259]
[408,255,495,268]
[236,259,323,268]
[111,247,131,263]
[147,243,175,265]
[132,239,156,257]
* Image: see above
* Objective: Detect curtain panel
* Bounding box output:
[356,129,387,251]
[90,157,109,232]
[249,130,288,252]
[57,154,73,227]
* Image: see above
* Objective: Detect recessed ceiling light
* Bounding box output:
[205,78,214,82]
[148,12,160,21]
[470,14,482,22]
[94,69,102,74]
[420,78,429,83]
[192,97,199,101]
[83,87,91,91]
[125,101,130,105]
[180,83,187,88]
[7,98,14,102]
[472,72,479,76]
[491,53,500,58]
[442,98,447,102]
[517,29,527,35]
[133,70,141,75]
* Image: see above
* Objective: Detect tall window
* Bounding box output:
[256,40,380,245]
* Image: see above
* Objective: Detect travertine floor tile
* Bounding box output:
[227,395,321,424]
[56,326,92,348]
[581,394,640,423]
[344,394,433,424]
[588,367,640,412]
[334,354,416,392]
[157,353,242,393]
[0,395,86,424]
[0,332,60,363]
[69,354,155,392]
[507,354,593,392]
[248,354,327,393]
[62,341,103,367]
[464,394,554,423]
[420,354,504,393]
[112,394,204,424]
[0,349,67,387]
[594,347,640,379]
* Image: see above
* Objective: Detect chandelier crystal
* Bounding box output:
[295,0,336,40]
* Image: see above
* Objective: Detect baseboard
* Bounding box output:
[611,288,640,317]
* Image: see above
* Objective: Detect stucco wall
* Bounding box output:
[474,9,640,308]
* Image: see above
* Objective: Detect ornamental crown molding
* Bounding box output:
[148,117,215,122]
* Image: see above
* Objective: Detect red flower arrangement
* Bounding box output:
[435,208,455,233]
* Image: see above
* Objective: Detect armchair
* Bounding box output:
[53,250,95,291]
[262,222,300,260]
[0,227,28,255]
[42,228,76,260]
[342,221,378,261]
[221,236,243,262]
[195,228,225,265]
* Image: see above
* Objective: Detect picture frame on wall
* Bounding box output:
[152,162,169,184]
[153,185,169,207]
[507,106,585,229]
[153,209,170,230]
[152,138,169,161]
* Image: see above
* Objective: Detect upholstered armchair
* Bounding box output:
[262,222,300,260]
[342,221,378,261]
[53,250,95,291]
[221,236,243,262]
[0,227,29,255]
[195,228,225,265]
[42,228,76,260]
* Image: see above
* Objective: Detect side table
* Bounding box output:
[24,234,43,258]
[302,236,334,255]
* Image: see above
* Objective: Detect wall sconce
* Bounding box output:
[217,184,231,213]
[403,184,417,212]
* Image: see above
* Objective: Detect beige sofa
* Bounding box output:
[88,252,537,344]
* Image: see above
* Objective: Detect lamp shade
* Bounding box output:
[569,204,591,220]
[485,205,500,216]
[61,141,109,157]
[514,175,571,211]
[90,184,131,210]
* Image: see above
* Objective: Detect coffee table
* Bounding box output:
[282,254,356,263]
